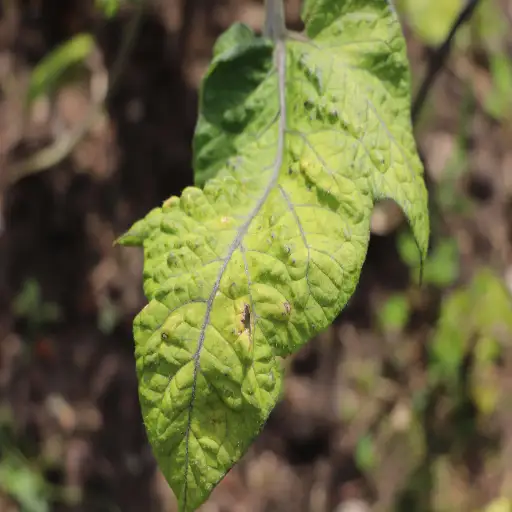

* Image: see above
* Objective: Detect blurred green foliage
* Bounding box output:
[398,232,460,287]
[484,52,512,120]
[0,452,50,512]
[398,0,512,125]
[95,0,121,17]
[13,278,61,333]
[397,0,463,46]
[367,266,512,509]
[355,434,377,473]
[436,88,475,214]
[26,34,94,105]
[378,293,411,333]
[27,0,141,107]
[437,269,512,417]
[95,0,142,18]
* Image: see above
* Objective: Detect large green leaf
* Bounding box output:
[119,0,429,510]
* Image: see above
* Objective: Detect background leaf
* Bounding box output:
[95,0,120,17]
[397,0,463,46]
[26,33,94,105]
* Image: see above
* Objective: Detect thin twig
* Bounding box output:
[411,0,482,124]
[409,0,482,278]
[6,1,144,186]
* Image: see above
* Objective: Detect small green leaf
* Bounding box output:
[470,346,500,417]
[355,434,376,472]
[13,278,61,327]
[27,33,94,105]
[378,293,410,333]
[120,1,429,509]
[0,453,50,512]
[397,230,423,268]
[429,289,470,385]
[470,268,512,333]
[399,234,459,286]
[484,52,512,120]
[96,0,120,17]
[95,0,141,18]
[430,268,512,391]
[423,238,459,287]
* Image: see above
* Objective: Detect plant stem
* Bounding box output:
[264,0,286,41]
[411,0,482,123]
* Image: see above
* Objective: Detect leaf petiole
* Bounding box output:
[264,0,286,41]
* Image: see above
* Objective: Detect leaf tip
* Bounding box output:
[114,219,147,247]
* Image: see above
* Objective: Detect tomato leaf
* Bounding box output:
[118,1,429,509]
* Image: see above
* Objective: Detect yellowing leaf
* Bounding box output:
[119,1,430,509]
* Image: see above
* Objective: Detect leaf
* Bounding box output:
[470,268,512,333]
[95,0,141,18]
[13,278,61,327]
[119,1,429,510]
[0,453,50,512]
[484,52,512,121]
[378,293,410,333]
[27,33,94,105]
[355,434,376,472]
[429,288,471,387]
[398,234,459,286]
[397,0,463,46]
[422,238,459,286]
[96,0,120,17]
[429,267,512,391]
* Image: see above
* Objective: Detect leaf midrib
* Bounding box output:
[180,39,288,508]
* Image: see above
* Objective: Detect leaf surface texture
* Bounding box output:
[119,1,429,510]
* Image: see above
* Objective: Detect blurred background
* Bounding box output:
[1,0,512,511]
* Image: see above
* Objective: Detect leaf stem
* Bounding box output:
[263,0,286,41]
[411,0,482,123]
